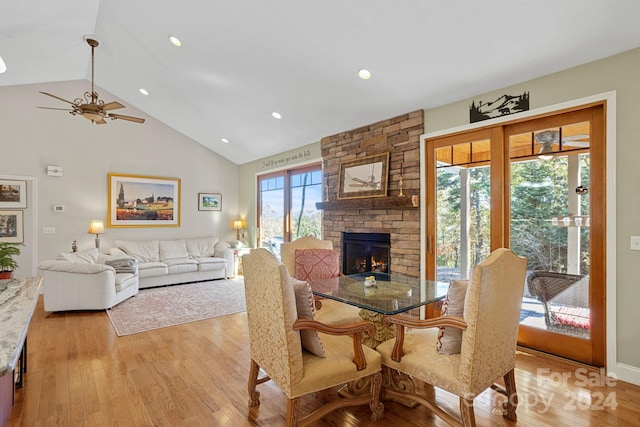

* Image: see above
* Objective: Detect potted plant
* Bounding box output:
[0,242,22,279]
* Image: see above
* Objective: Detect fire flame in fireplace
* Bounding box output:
[353,256,387,273]
[371,256,387,272]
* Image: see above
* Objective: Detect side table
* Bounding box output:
[234,248,253,277]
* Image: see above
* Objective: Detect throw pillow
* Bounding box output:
[59,248,99,264]
[291,277,326,357]
[436,279,469,355]
[105,258,138,274]
[294,249,340,282]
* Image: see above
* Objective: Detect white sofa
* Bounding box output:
[38,236,234,312]
[108,237,234,289]
[38,249,139,312]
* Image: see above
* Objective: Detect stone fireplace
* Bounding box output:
[318,110,424,279]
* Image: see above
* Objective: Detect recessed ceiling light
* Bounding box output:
[272,112,282,119]
[358,69,372,80]
[0,55,6,74]
[221,138,229,143]
[168,35,182,47]
[139,88,149,95]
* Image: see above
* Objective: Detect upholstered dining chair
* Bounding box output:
[242,248,384,426]
[376,248,527,427]
[280,236,362,325]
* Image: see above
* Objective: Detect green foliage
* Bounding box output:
[436,153,591,277]
[0,242,22,272]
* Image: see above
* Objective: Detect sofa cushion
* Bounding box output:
[159,239,189,261]
[59,248,99,264]
[116,240,160,262]
[115,273,137,292]
[137,261,168,278]
[186,236,219,257]
[195,257,226,271]
[164,257,198,274]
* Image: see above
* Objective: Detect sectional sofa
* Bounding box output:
[38,236,234,311]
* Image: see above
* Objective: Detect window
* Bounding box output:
[258,164,323,256]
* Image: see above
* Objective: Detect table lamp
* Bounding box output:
[88,220,105,249]
[232,220,244,241]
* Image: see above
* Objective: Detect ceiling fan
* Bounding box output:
[534,130,590,156]
[37,37,145,125]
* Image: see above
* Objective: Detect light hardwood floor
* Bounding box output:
[8,296,640,426]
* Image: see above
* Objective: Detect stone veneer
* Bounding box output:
[321,110,423,278]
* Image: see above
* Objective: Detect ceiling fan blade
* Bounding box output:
[102,101,126,111]
[94,118,107,125]
[39,91,76,105]
[562,134,590,141]
[562,140,590,147]
[108,113,145,124]
[36,106,73,111]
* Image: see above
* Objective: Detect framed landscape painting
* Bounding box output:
[198,193,222,211]
[0,210,23,243]
[0,179,27,209]
[108,173,181,227]
[338,153,389,200]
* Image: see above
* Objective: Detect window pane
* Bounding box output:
[290,170,322,241]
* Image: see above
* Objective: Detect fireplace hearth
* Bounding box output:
[342,232,391,275]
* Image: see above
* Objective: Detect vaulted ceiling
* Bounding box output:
[3,1,640,164]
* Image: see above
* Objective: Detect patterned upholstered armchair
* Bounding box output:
[242,248,384,426]
[376,248,527,427]
[280,236,361,325]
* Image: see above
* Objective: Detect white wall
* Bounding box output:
[1,80,240,269]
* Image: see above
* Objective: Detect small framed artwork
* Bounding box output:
[108,173,181,227]
[0,210,24,243]
[338,153,389,200]
[198,193,222,211]
[0,180,27,209]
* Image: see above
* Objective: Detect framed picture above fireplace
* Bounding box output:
[338,153,389,200]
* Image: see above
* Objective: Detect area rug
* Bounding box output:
[106,279,246,336]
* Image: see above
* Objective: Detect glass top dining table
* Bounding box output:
[309,271,450,316]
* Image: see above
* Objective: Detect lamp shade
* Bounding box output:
[88,220,105,235]
[232,220,244,230]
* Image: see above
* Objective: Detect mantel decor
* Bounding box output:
[108,173,181,227]
[337,153,389,200]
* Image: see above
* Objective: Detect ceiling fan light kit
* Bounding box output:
[37,37,145,125]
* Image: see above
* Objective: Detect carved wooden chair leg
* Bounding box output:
[502,368,518,421]
[369,372,385,421]
[459,397,477,427]
[247,359,261,407]
[285,397,301,427]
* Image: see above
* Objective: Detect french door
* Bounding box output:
[425,105,606,366]
[257,164,323,257]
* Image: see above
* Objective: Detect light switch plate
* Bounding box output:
[47,166,63,176]
[631,236,640,251]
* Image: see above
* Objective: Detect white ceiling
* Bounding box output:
[3,1,640,165]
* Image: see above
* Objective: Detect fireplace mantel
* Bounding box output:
[316,195,419,211]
